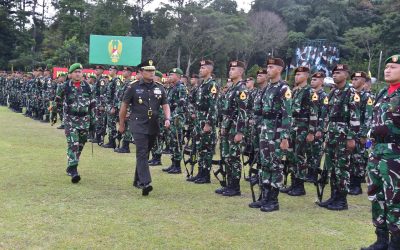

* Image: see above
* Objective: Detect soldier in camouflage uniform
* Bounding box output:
[55,73,67,129]
[280,66,318,197]
[55,63,95,183]
[188,60,219,184]
[318,64,360,211]
[92,65,108,143]
[163,68,188,174]
[102,65,121,149]
[32,67,44,120]
[362,54,400,250]
[306,72,329,183]
[349,71,374,195]
[250,58,291,212]
[216,60,248,197]
[114,66,134,153]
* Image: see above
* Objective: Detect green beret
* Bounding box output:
[169,68,183,75]
[155,70,163,78]
[58,73,67,77]
[385,55,400,65]
[89,75,97,79]
[68,63,83,73]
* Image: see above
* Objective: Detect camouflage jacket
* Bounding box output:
[358,90,374,138]
[221,80,248,134]
[167,81,188,118]
[291,84,318,133]
[194,77,219,127]
[115,79,131,110]
[313,88,329,133]
[106,77,121,109]
[94,76,108,107]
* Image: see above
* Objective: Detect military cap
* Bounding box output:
[155,70,163,78]
[311,72,326,78]
[351,71,368,79]
[332,64,350,73]
[229,60,246,68]
[138,59,156,71]
[89,75,97,79]
[385,55,400,65]
[123,66,135,72]
[294,66,310,74]
[266,58,285,68]
[94,65,105,70]
[246,77,254,81]
[257,69,268,75]
[200,60,214,67]
[191,74,199,79]
[35,66,44,72]
[58,73,67,77]
[68,63,83,73]
[109,65,119,71]
[169,68,184,75]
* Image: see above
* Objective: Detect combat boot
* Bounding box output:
[361,227,389,250]
[349,176,363,195]
[186,167,202,182]
[114,141,130,153]
[102,136,116,149]
[57,124,65,129]
[260,187,279,212]
[168,160,182,174]
[69,167,81,184]
[305,168,318,183]
[222,179,241,196]
[318,182,337,208]
[280,173,295,194]
[249,185,270,208]
[388,233,400,250]
[327,191,348,211]
[148,154,162,166]
[288,178,306,196]
[194,168,211,184]
[162,160,175,172]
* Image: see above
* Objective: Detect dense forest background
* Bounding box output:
[1,0,399,79]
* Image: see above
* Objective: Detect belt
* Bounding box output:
[148,110,153,118]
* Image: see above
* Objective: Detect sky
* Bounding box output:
[141,0,253,12]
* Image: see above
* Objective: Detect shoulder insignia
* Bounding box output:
[239,91,247,100]
[284,88,292,99]
[211,84,217,94]
[354,93,360,103]
[367,97,373,105]
[323,97,329,105]
[312,92,318,101]
[100,80,105,86]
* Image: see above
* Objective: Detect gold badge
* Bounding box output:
[337,64,344,70]
[367,97,373,105]
[355,72,361,77]
[354,93,360,102]
[312,93,318,101]
[200,60,205,65]
[231,61,237,67]
[323,97,329,105]
[149,60,153,66]
[393,56,398,63]
[101,81,105,86]
[285,89,292,99]
[211,85,217,94]
[138,98,143,104]
[239,91,247,100]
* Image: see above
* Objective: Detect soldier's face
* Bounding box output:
[256,74,267,84]
[122,70,132,79]
[71,70,83,81]
[109,69,117,77]
[168,73,180,83]
[142,69,155,81]
[351,77,366,89]
[199,65,211,78]
[310,77,324,89]
[332,71,348,84]
[246,80,254,89]
[229,67,243,79]
[384,63,400,83]
[95,69,104,76]
[190,78,197,86]
[267,65,282,79]
[135,72,142,80]
[154,76,162,82]
[295,72,308,85]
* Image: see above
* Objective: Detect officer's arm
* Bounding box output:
[162,104,171,121]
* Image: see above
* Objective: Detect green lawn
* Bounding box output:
[0,106,374,249]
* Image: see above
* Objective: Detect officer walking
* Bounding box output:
[119,60,171,196]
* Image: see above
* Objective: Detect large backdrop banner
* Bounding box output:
[89,35,142,66]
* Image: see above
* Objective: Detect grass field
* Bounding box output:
[0,106,375,249]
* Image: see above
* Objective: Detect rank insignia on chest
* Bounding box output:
[239,91,247,100]
[285,89,292,99]
[117,81,121,86]
[323,97,329,105]
[354,93,360,102]
[101,81,105,86]
[367,97,373,105]
[154,88,161,95]
[312,93,318,101]
[139,98,143,104]
[211,85,217,94]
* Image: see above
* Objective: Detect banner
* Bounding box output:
[89,35,142,66]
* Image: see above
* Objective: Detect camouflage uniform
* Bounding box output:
[104,76,121,147]
[94,75,108,143]
[114,78,132,152]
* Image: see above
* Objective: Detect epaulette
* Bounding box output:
[154,81,163,86]
[129,80,140,86]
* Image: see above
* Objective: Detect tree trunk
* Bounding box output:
[185,55,191,76]
[31,0,38,67]
[177,46,181,69]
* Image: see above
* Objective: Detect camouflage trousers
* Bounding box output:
[350,139,368,178]
[221,129,244,181]
[259,121,284,189]
[106,110,117,140]
[169,116,185,161]
[65,127,88,168]
[95,108,107,137]
[151,121,164,156]
[325,131,351,193]
[122,120,132,142]
[42,99,50,120]
[306,136,324,170]
[194,120,216,170]
[367,143,400,236]
[287,124,311,180]
[57,107,64,125]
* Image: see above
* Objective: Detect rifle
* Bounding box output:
[315,142,329,205]
[49,101,58,126]
[248,150,260,202]
[114,131,123,149]
[212,133,226,187]
[183,135,197,178]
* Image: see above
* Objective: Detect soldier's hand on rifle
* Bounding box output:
[203,123,211,133]
[110,107,116,115]
[315,131,322,139]
[346,139,356,152]
[164,119,170,129]
[280,139,289,150]
[306,133,315,142]
[234,133,243,143]
[191,114,196,119]
[118,123,125,134]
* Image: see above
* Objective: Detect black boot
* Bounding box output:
[162,160,175,172]
[69,167,81,184]
[114,141,130,153]
[57,124,65,129]
[318,183,337,208]
[186,167,202,182]
[327,191,348,210]
[194,168,211,184]
[361,227,389,250]
[168,160,182,174]
[305,168,318,183]
[349,176,363,195]
[222,178,241,196]
[388,233,400,250]
[280,173,295,194]
[249,185,270,208]
[102,137,116,149]
[148,154,162,166]
[260,187,279,212]
[288,178,306,196]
